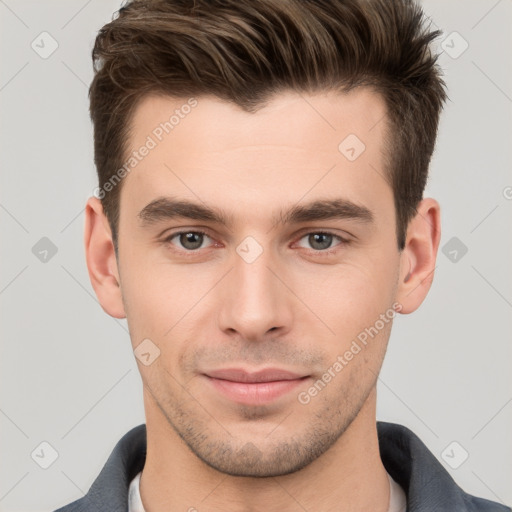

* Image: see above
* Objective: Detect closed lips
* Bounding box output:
[204,368,308,383]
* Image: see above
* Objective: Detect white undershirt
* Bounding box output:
[128,470,406,512]
[128,471,145,512]
[388,472,407,512]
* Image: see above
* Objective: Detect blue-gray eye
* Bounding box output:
[166,231,211,251]
[297,232,344,251]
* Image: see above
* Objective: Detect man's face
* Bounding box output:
[116,89,402,476]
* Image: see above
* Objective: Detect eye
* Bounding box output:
[162,229,349,255]
[164,230,214,251]
[295,232,347,254]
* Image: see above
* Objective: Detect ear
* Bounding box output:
[395,198,441,314]
[84,196,126,319]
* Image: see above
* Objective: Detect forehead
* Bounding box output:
[121,89,392,225]
[129,88,387,152]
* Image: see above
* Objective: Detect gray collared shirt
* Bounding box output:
[54,422,511,512]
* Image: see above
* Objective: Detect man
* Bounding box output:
[54,0,510,511]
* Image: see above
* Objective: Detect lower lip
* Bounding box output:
[205,376,308,405]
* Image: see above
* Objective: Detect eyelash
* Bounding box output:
[162,229,350,257]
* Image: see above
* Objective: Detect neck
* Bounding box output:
[139,387,390,512]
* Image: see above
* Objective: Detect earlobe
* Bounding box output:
[396,198,441,314]
[84,196,126,319]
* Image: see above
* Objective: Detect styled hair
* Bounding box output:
[89,0,447,251]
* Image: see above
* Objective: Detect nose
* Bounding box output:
[217,242,294,342]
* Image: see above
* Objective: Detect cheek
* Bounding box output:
[118,253,173,342]
[297,258,396,341]
[119,253,218,362]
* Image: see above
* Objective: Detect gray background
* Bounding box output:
[1,1,511,511]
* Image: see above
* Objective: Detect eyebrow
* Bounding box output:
[138,196,374,229]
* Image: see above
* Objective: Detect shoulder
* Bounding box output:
[53,424,147,512]
[377,421,511,512]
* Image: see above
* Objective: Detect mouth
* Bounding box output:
[203,368,310,405]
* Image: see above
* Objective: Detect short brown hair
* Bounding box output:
[89,0,447,251]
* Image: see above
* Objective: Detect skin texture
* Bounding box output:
[85,89,441,512]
